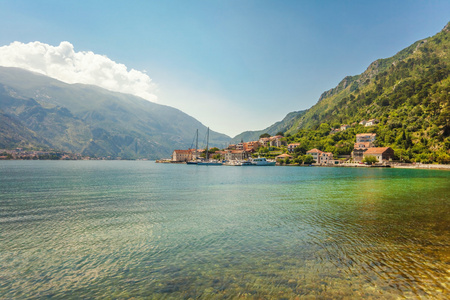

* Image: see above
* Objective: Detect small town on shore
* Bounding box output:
[166,120,450,170]
[168,131,392,167]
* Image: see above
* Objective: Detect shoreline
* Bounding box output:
[2,159,450,171]
[310,163,450,171]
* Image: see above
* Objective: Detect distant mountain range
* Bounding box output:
[0,67,230,159]
[231,110,306,143]
[233,22,450,160]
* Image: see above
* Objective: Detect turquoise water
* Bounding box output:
[0,161,449,299]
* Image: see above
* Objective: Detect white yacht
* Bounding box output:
[251,157,276,166]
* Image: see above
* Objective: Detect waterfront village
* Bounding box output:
[0,149,117,160]
[170,119,395,167]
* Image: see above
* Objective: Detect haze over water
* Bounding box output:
[0,161,449,299]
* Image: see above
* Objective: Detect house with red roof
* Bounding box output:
[363,147,394,162]
[172,149,193,162]
[306,148,334,164]
[287,143,301,153]
[306,148,322,164]
[275,153,294,161]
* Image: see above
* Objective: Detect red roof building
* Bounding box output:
[363,147,394,162]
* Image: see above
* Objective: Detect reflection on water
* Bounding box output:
[0,161,449,299]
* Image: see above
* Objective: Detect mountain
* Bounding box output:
[0,109,49,149]
[0,67,230,159]
[237,22,450,163]
[286,22,450,134]
[231,110,307,143]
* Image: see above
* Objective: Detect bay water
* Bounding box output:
[0,161,449,299]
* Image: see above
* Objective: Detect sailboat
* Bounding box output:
[186,129,199,164]
[197,127,223,166]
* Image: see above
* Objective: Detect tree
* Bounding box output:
[294,144,308,155]
[363,155,378,165]
[293,157,303,165]
[260,133,271,138]
[303,155,314,164]
[275,131,284,136]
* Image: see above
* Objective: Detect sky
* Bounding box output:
[0,1,449,137]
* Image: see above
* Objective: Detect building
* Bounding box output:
[258,137,271,147]
[287,143,301,153]
[270,135,284,147]
[224,150,249,161]
[320,152,334,164]
[352,148,367,162]
[354,142,372,149]
[356,133,376,143]
[363,147,394,162]
[306,148,334,164]
[236,143,244,150]
[340,124,350,131]
[172,150,193,162]
[359,120,367,126]
[244,141,260,152]
[306,148,323,163]
[365,119,379,126]
[275,153,293,160]
[214,151,226,159]
[352,134,376,161]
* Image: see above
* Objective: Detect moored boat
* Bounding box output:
[197,160,223,166]
[251,157,276,166]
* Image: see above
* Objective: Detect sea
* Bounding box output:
[0,161,449,299]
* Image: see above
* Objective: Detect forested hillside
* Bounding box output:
[279,22,450,163]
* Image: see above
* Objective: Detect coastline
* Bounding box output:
[319,162,450,171]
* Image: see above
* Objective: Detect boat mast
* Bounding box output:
[205,127,209,160]
[195,129,198,160]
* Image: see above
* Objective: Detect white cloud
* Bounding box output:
[0,41,158,101]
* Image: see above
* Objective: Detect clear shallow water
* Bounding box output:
[0,161,449,299]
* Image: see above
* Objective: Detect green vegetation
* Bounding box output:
[278,22,450,164]
[363,155,378,165]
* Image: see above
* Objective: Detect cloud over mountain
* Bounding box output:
[0,41,158,101]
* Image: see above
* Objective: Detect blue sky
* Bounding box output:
[0,1,449,137]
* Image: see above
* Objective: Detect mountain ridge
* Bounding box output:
[0,66,230,159]
[231,110,307,143]
[275,21,450,163]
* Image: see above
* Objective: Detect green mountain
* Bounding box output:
[240,22,450,163]
[287,23,450,134]
[231,110,307,143]
[0,67,230,159]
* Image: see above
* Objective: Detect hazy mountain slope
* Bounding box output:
[231,110,307,143]
[0,67,230,158]
[0,109,50,149]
